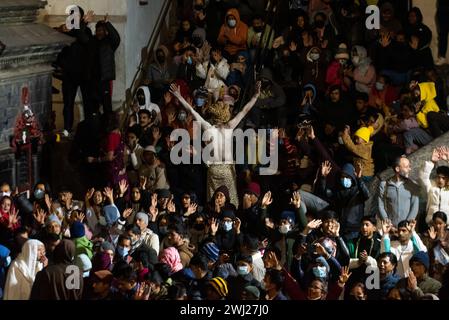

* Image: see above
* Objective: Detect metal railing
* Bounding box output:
[121,0,174,116]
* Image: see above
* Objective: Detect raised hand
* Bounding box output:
[134,282,151,301]
[73,211,85,223]
[289,41,297,52]
[307,126,315,140]
[33,208,45,226]
[83,10,95,23]
[44,194,52,211]
[381,219,392,235]
[152,127,162,142]
[86,188,95,200]
[290,191,301,209]
[103,187,114,203]
[139,176,147,190]
[118,180,128,197]
[330,221,340,237]
[169,83,182,99]
[242,193,252,210]
[338,266,352,286]
[167,196,176,213]
[167,111,177,124]
[307,219,322,231]
[261,191,273,209]
[432,148,441,163]
[407,219,417,233]
[314,243,328,257]
[122,208,133,219]
[210,218,219,235]
[407,270,418,291]
[321,161,332,177]
[185,203,198,216]
[234,217,241,234]
[428,226,437,240]
[8,208,19,228]
[150,193,158,209]
[149,205,158,222]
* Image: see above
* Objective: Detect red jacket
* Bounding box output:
[217,9,248,56]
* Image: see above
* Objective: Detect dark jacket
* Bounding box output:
[227,273,262,300]
[92,22,121,81]
[317,163,370,234]
[367,273,401,300]
[255,68,286,110]
[30,240,83,300]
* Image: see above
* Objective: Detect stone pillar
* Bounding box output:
[0,0,72,187]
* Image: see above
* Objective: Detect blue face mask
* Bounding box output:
[186,56,193,65]
[117,246,129,257]
[195,97,206,107]
[237,265,250,276]
[223,221,233,232]
[341,177,352,189]
[313,266,327,278]
[375,82,385,91]
[2,256,11,268]
[34,189,45,200]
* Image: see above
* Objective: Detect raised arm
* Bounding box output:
[169,84,212,130]
[227,81,261,129]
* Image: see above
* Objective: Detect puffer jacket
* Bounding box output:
[93,22,121,81]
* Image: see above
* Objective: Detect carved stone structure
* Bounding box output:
[0,0,72,186]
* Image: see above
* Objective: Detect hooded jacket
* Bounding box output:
[352,46,376,95]
[148,45,175,87]
[255,68,286,110]
[318,163,370,234]
[30,240,83,300]
[341,131,375,177]
[302,47,327,92]
[134,86,162,124]
[416,82,440,129]
[217,9,249,56]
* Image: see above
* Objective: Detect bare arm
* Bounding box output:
[169,84,212,130]
[227,81,261,130]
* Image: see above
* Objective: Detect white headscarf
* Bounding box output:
[15,239,43,283]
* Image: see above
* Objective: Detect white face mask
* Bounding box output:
[279,224,291,234]
[227,19,237,28]
[223,221,233,232]
[352,56,360,65]
[310,53,320,61]
[0,191,11,197]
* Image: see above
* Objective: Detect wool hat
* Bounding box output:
[157,189,171,199]
[46,214,62,227]
[214,185,230,201]
[355,126,373,143]
[410,251,430,271]
[135,212,149,225]
[75,253,92,277]
[244,182,261,198]
[104,204,120,226]
[201,242,220,262]
[70,221,85,239]
[244,285,260,299]
[222,210,236,220]
[101,241,115,252]
[280,210,296,224]
[335,43,349,60]
[208,277,228,297]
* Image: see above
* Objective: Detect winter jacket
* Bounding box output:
[341,133,375,177]
[302,47,328,94]
[138,163,170,193]
[255,68,286,110]
[367,273,401,300]
[92,22,120,81]
[318,163,370,234]
[396,274,442,299]
[247,24,274,49]
[352,46,376,95]
[217,9,249,56]
[419,161,449,225]
[416,82,440,129]
[147,45,176,88]
[378,177,420,227]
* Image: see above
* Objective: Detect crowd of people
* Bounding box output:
[1,0,449,301]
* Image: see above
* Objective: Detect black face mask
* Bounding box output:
[315,20,325,28]
[157,54,165,63]
[194,5,204,11]
[192,37,204,48]
[253,26,264,33]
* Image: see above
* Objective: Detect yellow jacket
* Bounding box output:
[416,82,440,129]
